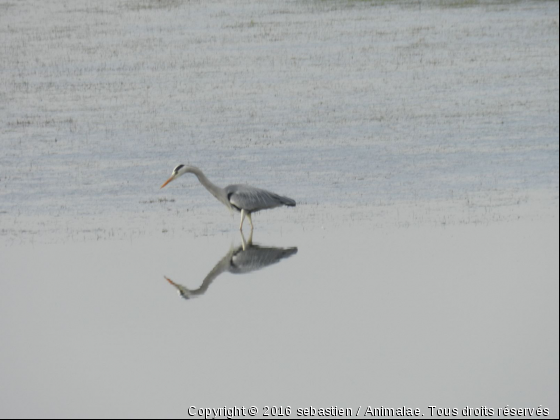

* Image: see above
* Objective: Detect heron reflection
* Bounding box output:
[165,231,297,300]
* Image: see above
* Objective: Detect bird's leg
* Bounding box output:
[247,212,254,231]
[239,209,247,231]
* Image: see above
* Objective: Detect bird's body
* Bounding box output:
[225,184,296,212]
[160,165,295,230]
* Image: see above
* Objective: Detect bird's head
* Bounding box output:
[161,164,188,188]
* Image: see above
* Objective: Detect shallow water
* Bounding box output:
[1,0,559,418]
[1,220,558,418]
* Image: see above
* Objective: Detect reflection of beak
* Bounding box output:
[160,176,175,189]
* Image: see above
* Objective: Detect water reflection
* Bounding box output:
[165,231,298,300]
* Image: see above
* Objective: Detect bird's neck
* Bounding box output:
[187,166,231,209]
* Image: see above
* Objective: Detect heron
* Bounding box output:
[160,164,296,230]
[165,230,298,300]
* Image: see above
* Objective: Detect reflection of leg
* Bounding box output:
[240,228,253,251]
[239,209,246,231]
[240,230,248,250]
[239,229,253,251]
[247,212,254,230]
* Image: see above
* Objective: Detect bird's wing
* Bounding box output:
[226,185,288,212]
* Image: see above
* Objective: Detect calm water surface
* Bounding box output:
[1,219,558,418]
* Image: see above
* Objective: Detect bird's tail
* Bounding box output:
[280,196,296,207]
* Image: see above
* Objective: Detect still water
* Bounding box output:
[1,219,558,418]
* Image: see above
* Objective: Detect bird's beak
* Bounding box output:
[164,276,176,286]
[160,176,175,189]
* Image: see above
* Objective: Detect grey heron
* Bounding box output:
[160,164,296,230]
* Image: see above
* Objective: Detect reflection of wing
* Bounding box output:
[229,246,298,275]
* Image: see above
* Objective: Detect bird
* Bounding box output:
[160,164,296,230]
[165,231,297,300]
